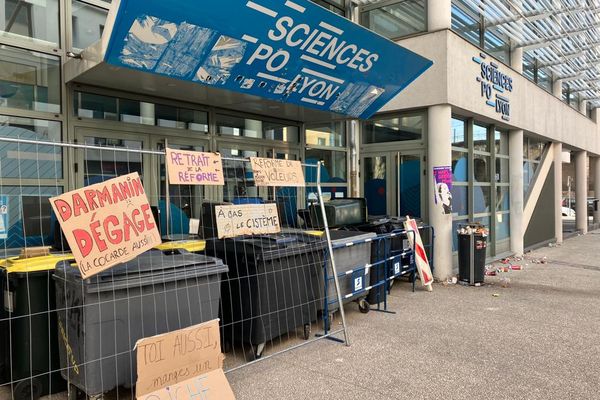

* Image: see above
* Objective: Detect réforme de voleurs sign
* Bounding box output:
[104,0,432,120]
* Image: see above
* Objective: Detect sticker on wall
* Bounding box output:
[0,196,8,240]
[433,166,452,215]
[165,148,224,185]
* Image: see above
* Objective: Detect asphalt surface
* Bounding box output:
[227,233,600,400]
[4,232,599,400]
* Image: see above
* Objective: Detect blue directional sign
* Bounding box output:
[105,0,433,119]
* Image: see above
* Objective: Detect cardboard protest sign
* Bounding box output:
[215,203,280,239]
[135,319,234,400]
[50,172,161,279]
[166,148,224,185]
[403,216,434,291]
[250,157,305,187]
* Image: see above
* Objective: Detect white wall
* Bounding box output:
[382,30,600,156]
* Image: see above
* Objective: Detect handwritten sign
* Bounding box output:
[250,157,305,187]
[215,203,280,239]
[139,369,235,400]
[166,148,224,185]
[50,172,161,279]
[136,319,234,400]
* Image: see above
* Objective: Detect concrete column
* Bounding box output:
[554,143,563,244]
[427,104,452,280]
[594,158,600,224]
[510,47,523,73]
[552,79,563,98]
[592,108,599,123]
[575,150,588,234]
[427,0,451,31]
[579,99,587,114]
[509,129,524,255]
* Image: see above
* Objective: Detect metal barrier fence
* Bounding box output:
[0,136,351,400]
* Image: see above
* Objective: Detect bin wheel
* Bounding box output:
[303,324,311,340]
[247,343,265,361]
[358,299,370,314]
[12,379,43,400]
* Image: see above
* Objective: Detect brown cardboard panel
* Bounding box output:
[214,203,281,239]
[250,157,305,187]
[166,148,224,185]
[49,172,161,279]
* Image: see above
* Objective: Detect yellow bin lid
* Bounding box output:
[154,240,206,253]
[0,253,75,274]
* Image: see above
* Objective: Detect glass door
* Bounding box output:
[154,137,207,237]
[76,128,150,188]
[361,151,424,218]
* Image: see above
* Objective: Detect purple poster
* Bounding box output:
[433,166,452,215]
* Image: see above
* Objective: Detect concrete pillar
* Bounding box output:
[427,104,452,280]
[575,150,588,234]
[509,129,524,255]
[579,99,587,114]
[595,158,600,224]
[554,143,563,244]
[510,47,523,73]
[592,108,599,123]
[427,0,451,31]
[552,79,563,98]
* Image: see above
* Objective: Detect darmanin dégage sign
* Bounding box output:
[472,52,512,121]
[104,0,432,119]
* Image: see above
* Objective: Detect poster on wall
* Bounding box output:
[165,148,224,185]
[50,172,162,279]
[433,166,453,215]
[0,195,8,240]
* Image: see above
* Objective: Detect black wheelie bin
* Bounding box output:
[206,232,326,360]
[0,252,74,400]
[53,250,227,397]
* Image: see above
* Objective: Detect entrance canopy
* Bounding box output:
[65,0,432,122]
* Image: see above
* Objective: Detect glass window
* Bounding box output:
[474,154,490,183]
[72,0,108,50]
[451,0,480,47]
[495,213,510,253]
[83,136,143,185]
[495,157,509,183]
[496,186,510,212]
[120,99,155,125]
[263,121,299,143]
[451,185,468,216]
[523,53,535,82]
[216,114,298,142]
[305,148,347,183]
[0,45,61,113]
[218,147,259,201]
[474,186,491,214]
[363,112,424,144]
[311,0,345,15]
[528,140,545,161]
[360,0,426,40]
[451,118,466,147]
[0,186,62,251]
[306,122,345,147]
[538,68,552,92]
[494,130,508,155]
[0,0,60,46]
[75,91,117,120]
[452,150,468,182]
[484,29,510,64]
[473,124,489,152]
[0,116,62,179]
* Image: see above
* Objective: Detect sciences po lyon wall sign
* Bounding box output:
[472,53,512,121]
[104,0,432,120]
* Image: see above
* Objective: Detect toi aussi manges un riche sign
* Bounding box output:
[104,0,432,119]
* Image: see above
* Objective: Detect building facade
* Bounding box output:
[0,0,597,280]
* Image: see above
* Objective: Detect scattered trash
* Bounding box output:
[510,265,523,271]
[457,225,489,237]
[474,282,481,287]
[492,293,500,297]
[500,277,511,288]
